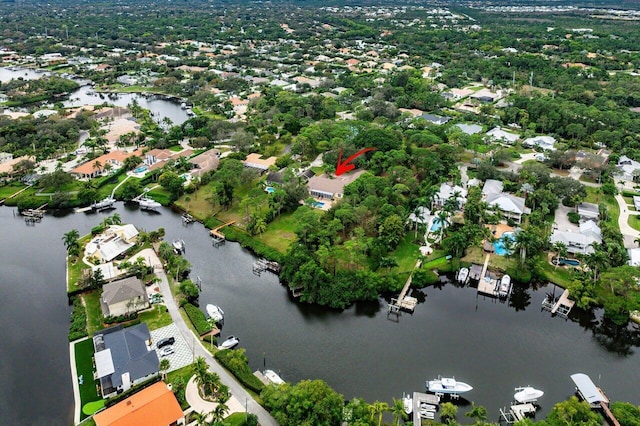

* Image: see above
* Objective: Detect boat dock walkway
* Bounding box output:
[499,403,537,423]
[389,259,421,314]
[253,258,281,276]
[210,220,235,246]
[412,392,440,426]
[542,288,575,318]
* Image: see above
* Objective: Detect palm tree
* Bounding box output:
[391,398,408,426]
[464,402,488,422]
[210,401,229,424]
[551,242,568,270]
[440,402,458,424]
[190,410,210,426]
[582,243,610,284]
[437,210,450,242]
[369,401,389,426]
[62,229,80,253]
[110,213,122,225]
[93,160,102,176]
[159,358,170,380]
[193,356,209,391]
[254,217,267,238]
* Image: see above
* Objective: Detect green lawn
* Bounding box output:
[628,215,640,232]
[74,338,102,421]
[536,258,576,288]
[83,290,104,335]
[583,186,604,204]
[0,183,28,199]
[388,233,421,274]
[145,187,172,205]
[138,305,173,330]
[605,195,620,227]
[224,412,254,426]
[461,246,520,273]
[260,211,299,253]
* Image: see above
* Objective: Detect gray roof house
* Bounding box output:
[617,155,640,181]
[455,123,483,135]
[485,126,519,145]
[421,113,451,125]
[100,276,149,318]
[482,179,504,196]
[433,183,467,209]
[577,202,600,221]
[486,192,531,224]
[550,219,602,255]
[93,324,159,398]
[523,135,557,151]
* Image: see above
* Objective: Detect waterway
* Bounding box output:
[0,67,189,126]
[1,204,639,425]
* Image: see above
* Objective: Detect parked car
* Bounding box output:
[156,337,175,348]
[159,346,174,357]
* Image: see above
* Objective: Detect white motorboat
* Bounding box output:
[172,239,185,254]
[498,274,511,298]
[427,377,473,395]
[457,267,469,283]
[206,304,224,322]
[403,393,413,414]
[138,195,161,211]
[218,335,239,350]
[514,386,544,403]
[264,370,285,385]
[91,196,115,211]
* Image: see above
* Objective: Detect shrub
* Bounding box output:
[68,296,88,341]
[568,211,580,224]
[214,349,265,394]
[104,312,138,324]
[183,303,213,335]
[91,225,106,236]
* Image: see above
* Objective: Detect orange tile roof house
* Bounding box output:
[71,149,143,180]
[93,381,184,426]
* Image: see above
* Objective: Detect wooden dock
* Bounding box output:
[389,260,421,314]
[500,403,537,423]
[542,288,575,318]
[181,213,195,224]
[412,392,440,425]
[253,258,281,276]
[210,220,235,246]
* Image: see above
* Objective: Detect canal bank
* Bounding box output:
[1,203,640,424]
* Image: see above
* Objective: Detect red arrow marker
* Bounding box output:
[335,147,376,176]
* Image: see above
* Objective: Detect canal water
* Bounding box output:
[1,204,639,425]
[0,67,189,126]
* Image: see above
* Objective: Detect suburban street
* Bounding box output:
[138,249,278,426]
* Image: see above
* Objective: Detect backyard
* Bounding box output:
[74,338,101,421]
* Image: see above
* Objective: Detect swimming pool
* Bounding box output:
[558,258,580,267]
[430,217,443,232]
[265,186,275,194]
[494,232,515,256]
[314,201,325,208]
[134,166,148,173]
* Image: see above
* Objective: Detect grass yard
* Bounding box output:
[583,186,604,204]
[67,258,92,293]
[628,214,640,232]
[138,305,173,330]
[461,246,520,273]
[166,363,195,387]
[145,187,172,206]
[224,413,254,426]
[605,195,620,226]
[0,183,28,199]
[388,233,421,274]
[260,211,299,253]
[83,291,104,335]
[175,191,215,221]
[74,338,101,422]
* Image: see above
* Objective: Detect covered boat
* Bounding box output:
[402,393,413,414]
[264,370,285,385]
[206,304,224,322]
[427,377,473,395]
[514,386,544,403]
[498,274,511,298]
[92,196,116,211]
[138,195,161,211]
[457,267,469,283]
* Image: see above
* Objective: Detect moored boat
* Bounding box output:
[514,386,544,403]
[427,376,473,395]
[218,335,239,350]
[457,267,469,283]
[206,304,224,322]
[172,239,185,254]
[403,393,413,414]
[138,195,161,211]
[264,369,285,385]
[91,196,116,211]
[498,274,511,298]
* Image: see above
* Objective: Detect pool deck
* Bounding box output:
[488,223,515,238]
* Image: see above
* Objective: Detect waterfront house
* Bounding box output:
[188,148,220,178]
[93,324,159,398]
[93,381,183,426]
[85,224,139,263]
[485,192,530,224]
[307,170,365,200]
[71,149,143,180]
[100,276,149,318]
[433,183,467,210]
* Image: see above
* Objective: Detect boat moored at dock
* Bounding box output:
[91,196,116,211]
[427,376,473,396]
[514,386,544,403]
[457,267,469,284]
[499,274,512,298]
[206,304,224,323]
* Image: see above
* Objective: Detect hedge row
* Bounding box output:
[214,349,265,394]
[68,296,88,341]
[104,312,138,325]
[183,303,213,335]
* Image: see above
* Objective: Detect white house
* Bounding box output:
[486,193,531,224]
[486,126,519,145]
[523,135,557,151]
[617,155,640,181]
[433,183,467,209]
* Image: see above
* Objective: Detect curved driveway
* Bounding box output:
[138,249,278,426]
[615,194,640,248]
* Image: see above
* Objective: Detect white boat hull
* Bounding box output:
[514,387,544,403]
[427,377,473,394]
[403,395,413,414]
[218,336,239,350]
[206,304,224,322]
[264,370,285,385]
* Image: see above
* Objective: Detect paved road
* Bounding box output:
[139,249,278,426]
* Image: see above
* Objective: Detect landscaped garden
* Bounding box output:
[74,338,102,421]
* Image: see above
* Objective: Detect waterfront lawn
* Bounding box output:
[174,193,215,221]
[83,290,104,335]
[138,305,172,330]
[145,187,172,206]
[260,211,298,253]
[387,233,420,274]
[0,182,27,199]
[74,338,102,422]
[536,257,575,288]
[67,257,91,293]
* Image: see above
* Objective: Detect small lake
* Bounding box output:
[1,204,639,425]
[0,67,189,126]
